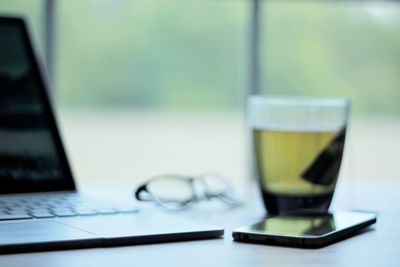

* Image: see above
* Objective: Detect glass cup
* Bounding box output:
[248,96,350,215]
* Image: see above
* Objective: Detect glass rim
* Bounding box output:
[248,95,350,108]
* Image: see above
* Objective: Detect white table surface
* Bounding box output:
[1,110,399,266]
[0,182,398,267]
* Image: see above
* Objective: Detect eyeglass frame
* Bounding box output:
[134,173,241,210]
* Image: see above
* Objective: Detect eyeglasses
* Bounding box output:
[134,173,242,210]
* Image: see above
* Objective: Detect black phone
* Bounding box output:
[232,210,377,248]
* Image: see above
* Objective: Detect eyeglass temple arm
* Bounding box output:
[134,184,149,201]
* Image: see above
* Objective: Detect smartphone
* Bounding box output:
[232,210,377,248]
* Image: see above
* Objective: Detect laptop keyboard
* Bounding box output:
[0,193,139,221]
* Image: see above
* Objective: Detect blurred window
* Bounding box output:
[2,1,400,116]
[56,0,248,111]
[260,1,400,115]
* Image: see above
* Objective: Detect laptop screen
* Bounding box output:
[0,18,75,194]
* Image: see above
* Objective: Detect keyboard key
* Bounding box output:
[5,204,24,209]
[53,211,77,217]
[0,214,32,220]
[8,207,29,212]
[29,203,49,209]
[50,208,73,213]
[29,208,51,213]
[49,203,71,209]
[31,213,55,218]
[7,211,30,216]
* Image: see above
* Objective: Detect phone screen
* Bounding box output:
[240,211,376,237]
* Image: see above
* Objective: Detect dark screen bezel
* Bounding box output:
[0,17,76,194]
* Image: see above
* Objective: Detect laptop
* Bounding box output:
[0,17,223,254]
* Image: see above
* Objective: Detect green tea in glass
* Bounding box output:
[248,96,350,215]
